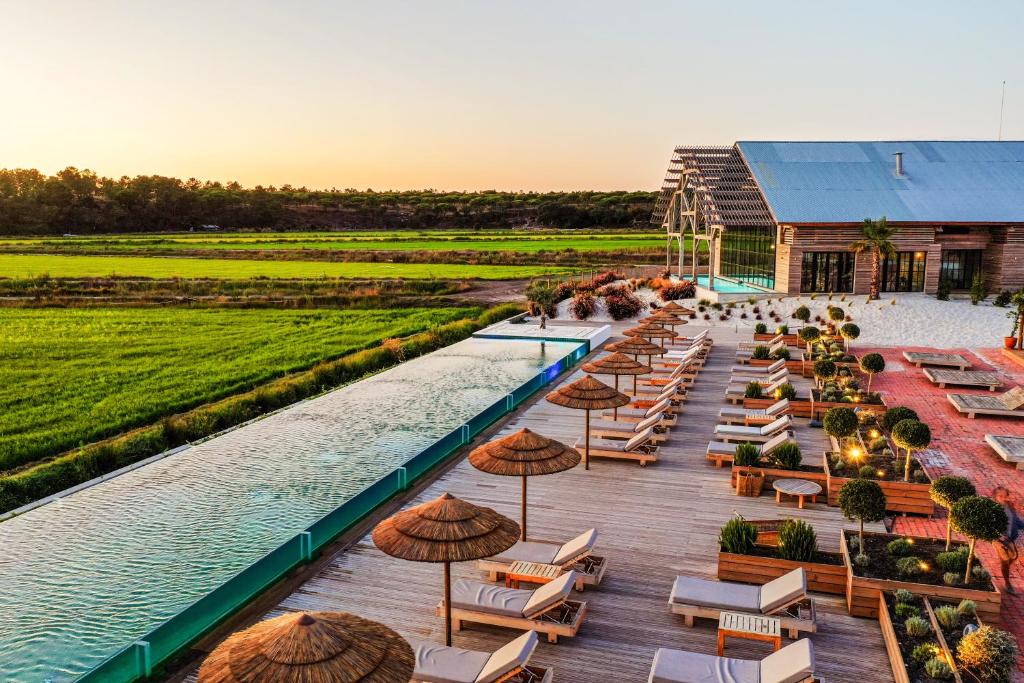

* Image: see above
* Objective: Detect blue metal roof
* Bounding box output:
[736,141,1024,223]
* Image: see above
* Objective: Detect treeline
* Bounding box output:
[0,167,656,234]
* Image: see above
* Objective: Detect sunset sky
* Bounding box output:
[1,1,1020,191]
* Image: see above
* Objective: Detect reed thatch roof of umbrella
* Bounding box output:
[624,323,678,339]
[643,314,685,328]
[469,428,580,477]
[545,375,630,411]
[372,493,520,563]
[662,301,694,314]
[198,611,414,683]
[582,352,651,376]
[607,336,666,356]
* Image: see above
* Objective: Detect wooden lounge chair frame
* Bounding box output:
[903,351,970,370]
[604,410,678,426]
[947,388,1024,419]
[479,549,609,591]
[440,598,587,644]
[670,596,817,639]
[585,442,658,467]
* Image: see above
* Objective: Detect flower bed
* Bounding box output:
[878,591,967,683]
[809,389,886,419]
[839,530,1001,622]
[824,452,934,516]
[718,544,847,595]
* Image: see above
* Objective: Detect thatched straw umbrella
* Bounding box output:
[582,352,652,413]
[607,336,667,373]
[198,610,414,683]
[624,322,678,348]
[372,493,519,646]
[662,300,695,316]
[545,375,629,470]
[645,311,687,344]
[469,428,580,541]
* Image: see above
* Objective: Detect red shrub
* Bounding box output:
[605,290,645,320]
[591,271,625,288]
[658,280,696,301]
[570,293,597,320]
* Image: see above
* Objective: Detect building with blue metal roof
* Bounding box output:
[655,141,1024,296]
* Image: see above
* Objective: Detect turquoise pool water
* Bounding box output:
[0,338,580,682]
[695,275,765,294]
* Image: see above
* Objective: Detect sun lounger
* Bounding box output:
[668,568,816,638]
[577,428,658,467]
[948,386,1024,419]
[985,435,1024,470]
[730,358,787,376]
[443,571,586,643]
[738,333,783,350]
[673,329,712,347]
[903,351,971,370]
[714,415,793,443]
[724,376,788,404]
[630,379,687,399]
[630,386,688,410]
[706,432,795,467]
[592,413,669,442]
[606,398,677,422]
[478,528,607,590]
[719,399,791,426]
[410,631,553,683]
[924,368,1003,391]
[648,639,816,683]
[736,340,784,362]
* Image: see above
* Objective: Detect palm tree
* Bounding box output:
[850,218,898,300]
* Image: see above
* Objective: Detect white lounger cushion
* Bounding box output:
[624,428,655,451]
[645,399,671,417]
[552,528,597,565]
[410,631,538,683]
[719,399,790,420]
[522,571,577,617]
[649,647,759,683]
[760,638,815,683]
[491,541,558,565]
[670,575,761,612]
[478,631,538,683]
[452,580,531,617]
[670,569,807,615]
[714,415,791,439]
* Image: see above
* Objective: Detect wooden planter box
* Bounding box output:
[801,358,860,378]
[878,592,979,683]
[754,332,801,346]
[718,548,847,595]
[839,530,1001,622]
[731,464,827,488]
[743,397,813,418]
[808,393,887,420]
[823,453,935,516]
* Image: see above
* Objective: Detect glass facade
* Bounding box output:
[800,251,854,293]
[881,251,927,292]
[718,227,776,289]
[939,249,983,289]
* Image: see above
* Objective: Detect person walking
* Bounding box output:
[993,486,1024,594]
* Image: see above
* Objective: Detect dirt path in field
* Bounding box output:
[457,278,529,304]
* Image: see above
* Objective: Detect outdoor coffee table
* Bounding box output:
[717,611,782,655]
[773,478,821,509]
[505,561,565,589]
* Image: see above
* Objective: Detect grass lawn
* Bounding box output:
[0,254,574,280]
[0,306,480,471]
[0,230,674,253]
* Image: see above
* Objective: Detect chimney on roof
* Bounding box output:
[894,151,904,177]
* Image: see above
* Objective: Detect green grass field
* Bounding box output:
[0,306,480,471]
[0,230,670,253]
[0,254,574,280]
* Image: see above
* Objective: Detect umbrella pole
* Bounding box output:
[614,376,619,419]
[521,475,527,541]
[444,561,452,646]
[584,410,590,470]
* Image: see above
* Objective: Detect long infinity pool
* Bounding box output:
[695,275,765,294]
[0,338,579,682]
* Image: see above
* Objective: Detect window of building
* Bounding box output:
[718,226,776,289]
[939,249,983,289]
[800,252,854,293]
[881,251,927,292]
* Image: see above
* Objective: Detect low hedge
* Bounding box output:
[0,303,523,514]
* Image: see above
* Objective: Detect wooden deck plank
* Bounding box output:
[182,323,892,683]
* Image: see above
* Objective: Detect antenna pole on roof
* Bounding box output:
[998,80,1006,141]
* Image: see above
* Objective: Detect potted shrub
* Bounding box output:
[744,381,764,399]
[823,406,858,450]
[882,405,918,432]
[839,322,860,351]
[798,325,820,352]
[891,419,931,482]
[859,352,886,392]
[929,476,977,551]
[813,358,838,386]
[754,322,768,335]
[733,443,764,497]
[950,496,1008,585]
[839,479,886,558]
[717,517,846,594]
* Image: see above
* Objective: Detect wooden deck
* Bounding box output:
[182,324,893,682]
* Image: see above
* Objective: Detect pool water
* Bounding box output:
[0,338,580,682]
[695,275,766,294]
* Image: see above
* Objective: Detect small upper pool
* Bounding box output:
[695,276,766,294]
[0,337,581,682]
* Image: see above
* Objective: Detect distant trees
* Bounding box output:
[0,167,656,234]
